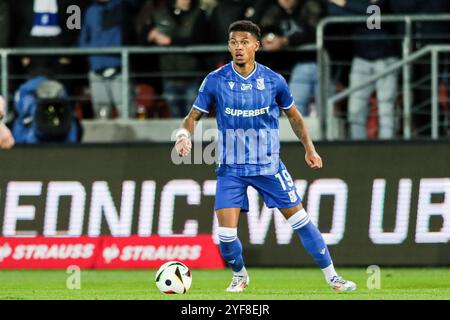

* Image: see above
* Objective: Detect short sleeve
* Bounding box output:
[192,73,216,114]
[275,74,294,110]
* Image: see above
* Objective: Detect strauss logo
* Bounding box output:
[103,244,120,264]
[0,243,12,262]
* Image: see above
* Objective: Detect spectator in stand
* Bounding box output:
[329,0,399,139]
[79,0,139,119]
[0,0,11,119]
[0,0,11,48]
[209,0,268,44]
[259,0,327,117]
[388,0,450,51]
[144,0,208,118]
[10,0,83,81]
[389,0,450,137]
[208,0,269,67]
[0,1,13,147]
[136,0,157,43]
[200,0,217,14]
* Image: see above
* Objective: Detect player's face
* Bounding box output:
[228,32,260,66]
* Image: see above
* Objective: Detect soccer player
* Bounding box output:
[0,95,14,149]
[174,20,356,292]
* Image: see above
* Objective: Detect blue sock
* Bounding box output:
[219,238,245,272]
[218,227,245,272]
[295,221,332,269]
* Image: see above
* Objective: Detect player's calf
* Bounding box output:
[218,227,250,292]
[287,208,357,291]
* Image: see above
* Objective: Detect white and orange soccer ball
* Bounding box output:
[155,261,192,294]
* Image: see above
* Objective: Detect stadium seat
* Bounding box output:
[135,83,171,119]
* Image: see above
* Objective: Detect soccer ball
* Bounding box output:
[155,261,192,294]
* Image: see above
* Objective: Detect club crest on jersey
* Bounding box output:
[256,78,265,90]
[241,83,252,91]
[228,81,235,90]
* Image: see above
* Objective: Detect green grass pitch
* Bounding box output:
[0,268,449,300]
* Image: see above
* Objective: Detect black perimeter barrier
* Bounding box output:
[0,141,449,267]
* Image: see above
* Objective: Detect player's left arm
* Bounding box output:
[284,106,323,169]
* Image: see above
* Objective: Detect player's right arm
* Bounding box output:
[174,72,217,157]
[0,123,14,149]
[0,95,5,118]
[174,108,203,157]
[0,95,14,149]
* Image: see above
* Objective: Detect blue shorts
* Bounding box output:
[215,161,302,212]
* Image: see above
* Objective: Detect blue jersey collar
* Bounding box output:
[231,61,258,81]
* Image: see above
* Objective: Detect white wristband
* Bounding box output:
[175,128,190,140]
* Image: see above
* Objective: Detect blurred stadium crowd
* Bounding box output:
[0,0,449,143]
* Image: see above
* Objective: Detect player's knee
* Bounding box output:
[218,227,238,243]
[287,209,310,230]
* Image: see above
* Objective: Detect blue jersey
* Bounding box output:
[193,62,294,176]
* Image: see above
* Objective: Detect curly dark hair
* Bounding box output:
[228,20,261,41]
